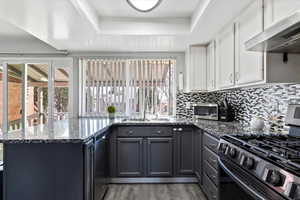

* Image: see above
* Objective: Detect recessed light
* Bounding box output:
[127,0,162,12]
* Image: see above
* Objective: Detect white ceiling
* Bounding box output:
[90,0,200,18]
[0,19,33,38]
[0,0,253,52]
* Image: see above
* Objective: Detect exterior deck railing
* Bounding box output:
[8,112,68,131]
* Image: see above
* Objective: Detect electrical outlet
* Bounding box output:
[186,102,191,109]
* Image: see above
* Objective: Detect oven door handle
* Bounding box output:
[218,158,267,200]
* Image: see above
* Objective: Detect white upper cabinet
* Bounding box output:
[264,0,300,28]
[185,46,207,92]
[235,0,264,85]
[217,25,235,89]
[206,41,216,91]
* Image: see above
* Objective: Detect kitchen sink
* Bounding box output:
[122,118,171,122]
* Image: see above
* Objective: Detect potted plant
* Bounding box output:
[107,105,116,119]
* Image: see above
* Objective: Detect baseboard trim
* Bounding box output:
[108,177,198,184]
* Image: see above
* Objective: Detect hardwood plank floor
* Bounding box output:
[103,184,207,200]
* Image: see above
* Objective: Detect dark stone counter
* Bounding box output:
[0,117,275,143]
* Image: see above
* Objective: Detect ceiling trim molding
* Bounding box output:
[98,17,190,35]
[68,0,101,33]
[190,0,212,32]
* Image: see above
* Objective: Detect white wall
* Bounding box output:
[0,36,63,54]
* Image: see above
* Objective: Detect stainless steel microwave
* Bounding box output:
[193,103,218,120]
[286,104,300,126]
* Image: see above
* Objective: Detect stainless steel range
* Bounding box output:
[218,105,300,200]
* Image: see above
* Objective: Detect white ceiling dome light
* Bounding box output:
[126,0,163,12]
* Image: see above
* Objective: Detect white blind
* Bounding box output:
[79,58,176,117]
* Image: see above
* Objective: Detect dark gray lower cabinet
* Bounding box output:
[84,140,95,200]
[202,132,220,200]
[117,138,144,177]
[194,129,202,184]
[147,138,173,177]
[94,134,108,200]
[175,127,195,176]
[111,125,198,179]
[4,142,88,200]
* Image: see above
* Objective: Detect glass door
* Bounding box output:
[25,63,50,128]
[7,63,25,131]
[0,59,72,163]
[3,62,51,131]
[52,59,72,121]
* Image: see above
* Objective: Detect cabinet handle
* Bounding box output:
[235,72,240,82]
[178,128,183,132]
[209,143,217,148]
[173,128,177,131]
[210,158,218,164]
[229,73,233,83]
[128,131,133,135]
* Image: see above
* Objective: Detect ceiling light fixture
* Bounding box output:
[126,0,162,12]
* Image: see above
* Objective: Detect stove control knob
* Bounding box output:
[219,143,227,153]
[268,170,283,187]
[245,157,255,170]
[229,148,237,158]
[285,182,300,199]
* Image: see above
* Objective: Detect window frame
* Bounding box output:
[0,58,73,132]
[79,58,177,117]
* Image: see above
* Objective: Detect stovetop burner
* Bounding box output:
[224,134,300,173]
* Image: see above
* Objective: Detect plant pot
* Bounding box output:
[108,113,115,119]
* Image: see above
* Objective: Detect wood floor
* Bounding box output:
[104,184,207,200]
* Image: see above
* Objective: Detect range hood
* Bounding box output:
[245,11,300,53]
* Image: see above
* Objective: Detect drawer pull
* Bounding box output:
[173,128,177,131]
[209,158,218,164]
[156,131,161,134]
[178,128,183,131]
[127,131,133,135]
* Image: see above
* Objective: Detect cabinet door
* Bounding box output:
[207,41,216,91]
[189,46,207,91]
[217,25,235,88]
[117,138,144,177]
[84,139,94,200]
[264,0,300,28]
[146,138,173,177]
[175,127,194,175]
[94,134,108,200]
[235,0,264,85]
[194,129,202,184]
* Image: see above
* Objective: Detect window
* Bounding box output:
[1,59,72,132]
[79,58,176,117]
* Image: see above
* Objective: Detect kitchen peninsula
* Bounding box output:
[1,117,266,200]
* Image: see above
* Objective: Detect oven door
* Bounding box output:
[218,157,287,200]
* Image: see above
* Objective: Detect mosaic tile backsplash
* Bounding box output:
[176,84,300,131]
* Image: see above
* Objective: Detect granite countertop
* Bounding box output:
[192,119,275,138]
[0,117,277,144]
